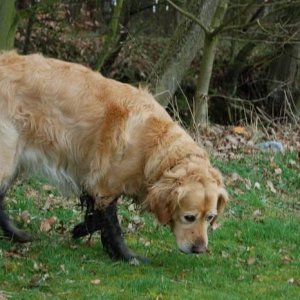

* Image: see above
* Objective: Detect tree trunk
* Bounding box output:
[148,0,219,106]
[194,0,228,126]
[194,34,218,125]
[225,42,256,96]
[267,43,299,119]
[0,0,18,50]
[100,0,132,76]
[295,48,300,116]
[22,0,37,54]
[95,0,124,72]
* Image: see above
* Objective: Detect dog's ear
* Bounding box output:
[217,188,228,214]
[145,186,174,225]
[209,166,223,186]
[152,200,173,224]
[211,188,228,225]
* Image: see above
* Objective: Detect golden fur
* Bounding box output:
[0,51,228,253]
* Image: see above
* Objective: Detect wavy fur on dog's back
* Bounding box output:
[0,52,164,191]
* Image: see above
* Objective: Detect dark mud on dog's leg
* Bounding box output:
[0,185,32,243]
[72,193,102,238]
[73,195,148,262]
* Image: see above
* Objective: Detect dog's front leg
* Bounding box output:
[72,193,102,237]
[97,200,140,261]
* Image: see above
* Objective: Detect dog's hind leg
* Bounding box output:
[0,181,32,243]
[0,120,32,242]
[73,195,147,262]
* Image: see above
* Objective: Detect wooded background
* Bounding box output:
[1,0,299,127]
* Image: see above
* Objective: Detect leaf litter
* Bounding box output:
[196,124,300,159]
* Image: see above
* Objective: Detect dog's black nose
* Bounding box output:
[191,244,207,254]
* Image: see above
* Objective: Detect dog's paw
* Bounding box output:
[72,222,89,239]
[5,229,32,243]
[72,220,102,239]
[109,250,149,264]
[129,255,150,265]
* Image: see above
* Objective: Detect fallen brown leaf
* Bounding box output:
[233,126,247,135]
[0,294,7,300]
[222,251,229,258]
[19,210,31,223]
[227,172,241,184]
[225,134,239,145]
[42,198,55,210]
[252,209,262,219]
[40,216,57,232]
[288,278,300,286]
[91,279,101,285]
[282,255,292,265]
[266,180,276,193]
[127,223,134,232]
[244,179,252,190]
[139,237,151,247]
[48,216,57,226]
[247,257,256,265]
[39,220,50,232]
[128,203,135,212]
[4,247,23,258]
[274,168,282,175]
[42,184,54,192]
[132,215,142,225]
[25,188,39,199]
[288,160,297,167]
[254,182,261,189]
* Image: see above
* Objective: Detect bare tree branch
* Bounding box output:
[166,0,210,34]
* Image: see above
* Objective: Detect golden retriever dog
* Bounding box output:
[0,51,228,261]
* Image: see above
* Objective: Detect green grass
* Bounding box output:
[0,152,299,299]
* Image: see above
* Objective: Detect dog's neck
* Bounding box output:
[146,152,207,185]
[143,127,208,186]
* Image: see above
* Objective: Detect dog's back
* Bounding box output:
[0,52,174,195]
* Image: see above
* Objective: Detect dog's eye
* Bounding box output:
[206,214,215,223]
[184,215,196,223]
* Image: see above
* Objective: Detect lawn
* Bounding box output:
[0,151,299,300]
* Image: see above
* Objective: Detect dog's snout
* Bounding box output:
[191,243,207,254]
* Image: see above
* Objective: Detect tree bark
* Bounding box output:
[267,43,300,119]
[148,0,219,106]
[295,48,300,116]
[225,42,256,96]
[194,34,218,125]
[0,0,18,50]
[95,0,125,72]
[22,0,37,54]
[100,0,133,76]
[194,0,228,126]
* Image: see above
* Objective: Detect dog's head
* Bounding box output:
[146,161,228,254]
